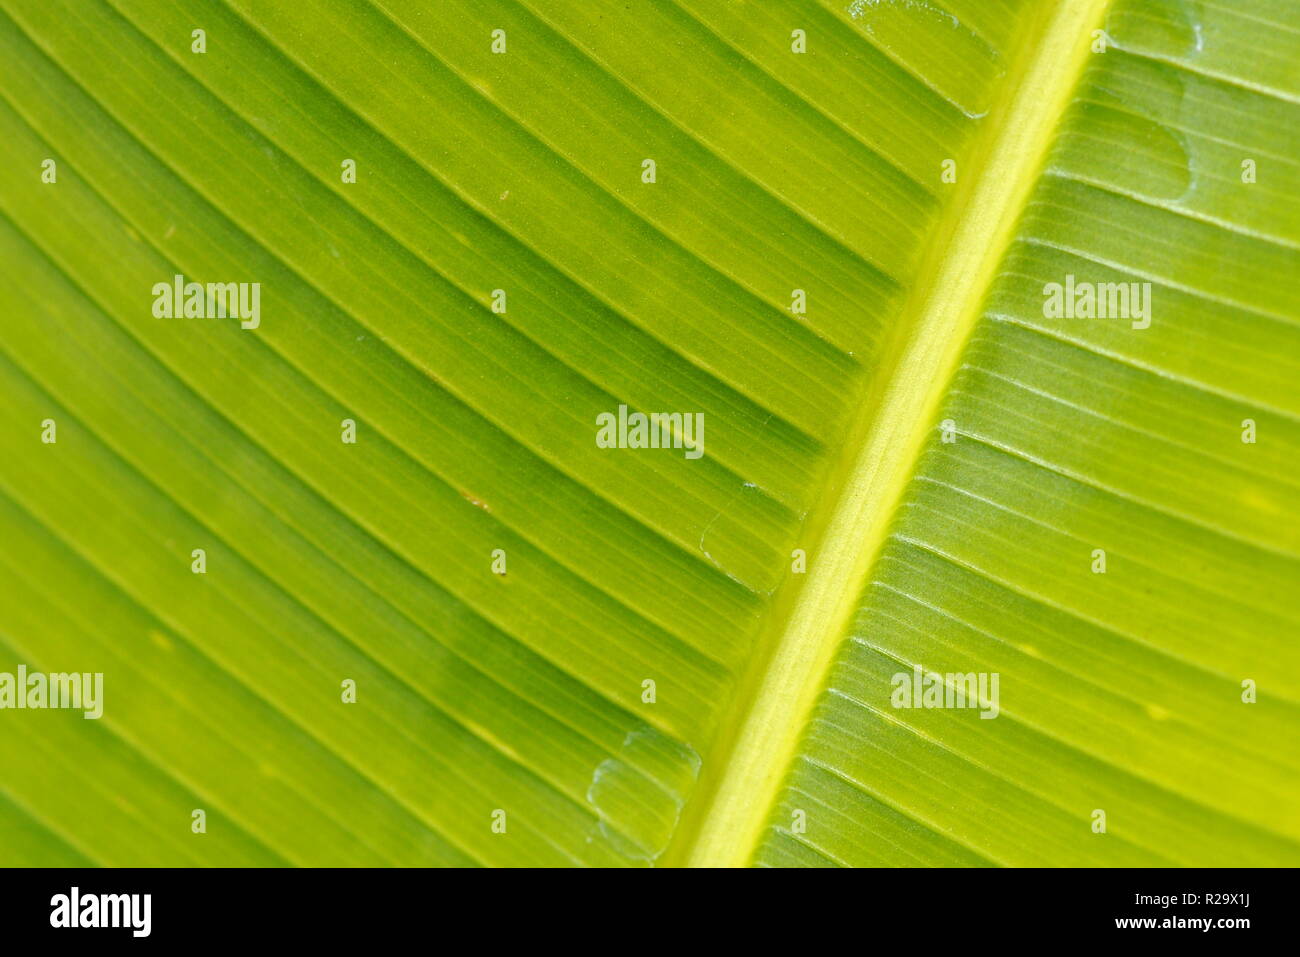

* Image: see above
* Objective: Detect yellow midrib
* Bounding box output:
[677,0,1114,868]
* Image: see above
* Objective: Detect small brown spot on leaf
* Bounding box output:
[459,489,491,512]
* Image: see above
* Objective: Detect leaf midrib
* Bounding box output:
[670,0,1116,868]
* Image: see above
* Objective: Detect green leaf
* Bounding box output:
[0,0,1295,868]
